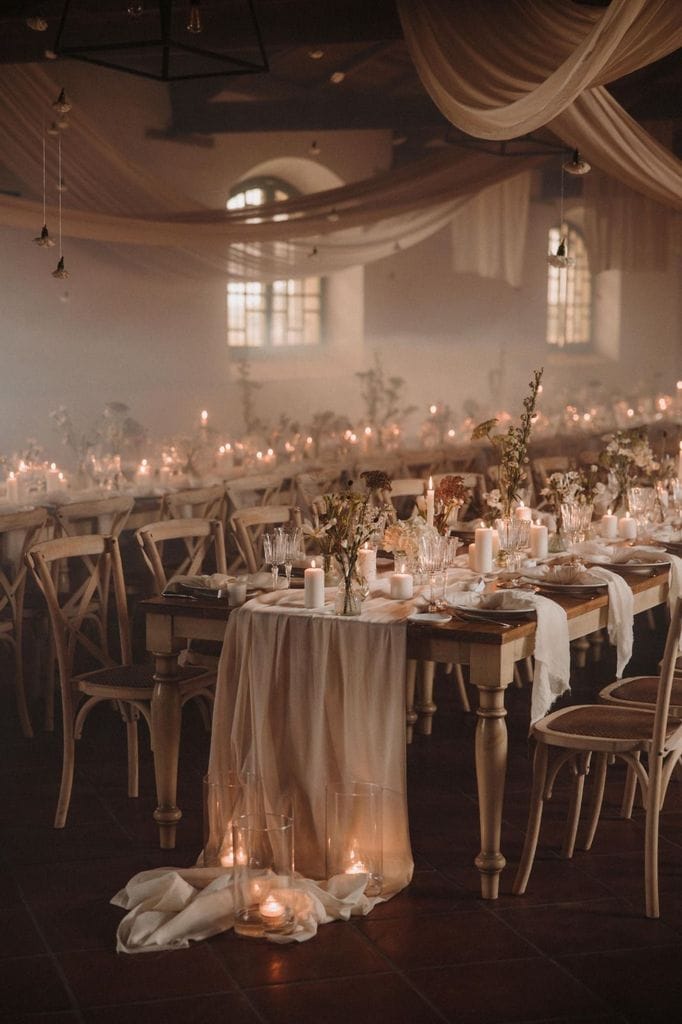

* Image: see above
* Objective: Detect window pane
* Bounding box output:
[546,223,591,348]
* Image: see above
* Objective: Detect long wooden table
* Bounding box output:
[140,566,670,897]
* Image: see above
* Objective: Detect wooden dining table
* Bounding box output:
[140,564,671,898]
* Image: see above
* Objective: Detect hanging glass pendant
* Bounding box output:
[548,238,574,269]
[186,2,202,33]
[562,149,591,176]
[52,256,70,279]
[34,224,56,248]
[52,88,72,114]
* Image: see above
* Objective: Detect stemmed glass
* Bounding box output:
[496,518,530,571]
[281,526,302,588]
[263,530,286,590]
[419,535,447,610]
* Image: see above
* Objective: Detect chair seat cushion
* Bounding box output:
[536,704,679,745]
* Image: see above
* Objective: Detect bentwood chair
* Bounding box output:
[513,597,682,918]
[230,505,302,574]
[135,518,227,593]
[0,507,49,736]
[162,484,227,527]
[26,534,215,828]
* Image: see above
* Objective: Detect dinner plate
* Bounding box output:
[533,575,608,594]
[178,582,260,600]
[448,598,536,621]
[407,611,452,624]
[590,559,670,575]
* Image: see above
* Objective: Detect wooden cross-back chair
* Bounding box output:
[230,505,302,574]
[0,507,49,737]
[225,473,285,512]
[513,597,682,919]
[26,534,215,829]
[162,484,227,526]
[135,518,228,594]
[53,493,134,540]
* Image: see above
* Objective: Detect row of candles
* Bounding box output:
[4,462,68,502]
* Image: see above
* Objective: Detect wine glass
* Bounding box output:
[419,535,447,610]
[281,526,302,588]
[263,531,285,590]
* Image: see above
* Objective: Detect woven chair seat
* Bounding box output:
[604,675,682,711]
[76,662,210,691]
[540,704,679,743]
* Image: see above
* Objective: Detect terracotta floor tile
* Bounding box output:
[0,954,72,1015]
[0,905,45,958]
[57,946,235,1008]
[82,992,263,1024]
[248,973,446,1024]
[408,957,607,1023]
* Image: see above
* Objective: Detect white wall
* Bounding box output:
[0,63,680,462]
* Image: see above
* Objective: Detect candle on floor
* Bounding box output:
[601,510,618,540]
[426,477,435,528]
[618,512,637,540]
[390,573,413,600]
[259,894,287,928]
[529,521,548,559]
[474,526,493,573]
[304,559,325,609]
[514,502,532,521]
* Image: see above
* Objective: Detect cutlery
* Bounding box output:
[450,608,513,629]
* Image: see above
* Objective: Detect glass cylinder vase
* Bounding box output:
[326,781,383,897]
[232,812,295,939]
[334,575,363,616]
[202,770,257,868]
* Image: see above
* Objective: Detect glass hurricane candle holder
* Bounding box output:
[326,781,383,897]
[232,812,295,939]
[203,770,257,868]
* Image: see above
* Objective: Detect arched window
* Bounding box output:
[226,176,323,349]
[546,222,591,348]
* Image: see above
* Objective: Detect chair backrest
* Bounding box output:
[532,457,571,489]
[0,507,49,624]
[225,473,285,512]
[135,517,228,593]
[54,494,134,539]
[653,597,682,755]
[26,534,131,685]
[231,505,302,573]
[162,484,227,524]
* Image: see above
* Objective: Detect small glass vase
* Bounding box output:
[334,576,363,616]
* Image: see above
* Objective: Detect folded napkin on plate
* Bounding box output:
[112,866,380,953]
[585,566,633,676]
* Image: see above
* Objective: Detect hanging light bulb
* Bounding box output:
[34,224,55,248]
[26,15,48,31]
[548,238,574,268]
[52,256,69,279]
[308,139,321,157]
[127,1,144,15]
[326,208,340,223]
[52,88,71,114]
[57,177,68,193]
[562,148,591,176]
[52,134,70,280]
[46,122,61,136]
[33,133,55,247]
[186,2,202,33]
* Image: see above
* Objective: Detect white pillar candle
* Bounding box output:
[491,531,500,558]
[468,542,477,570]
[44,462,61,491]
[618,512,637,540]
[357,544,376,582]
[474,526,493,573]
[678,441,682,482]
[601,510,618,540]
[227,579,248,607]
[514,502,532,521]
[426,476,435,529]
[5,472,19,504]
[529,521,548,559]
[390,573,413,600]
[304,560,325,609]
[57,472,67,492]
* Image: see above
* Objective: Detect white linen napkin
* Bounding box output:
[112,867,380,953]
[528,593,571,725]
[586,565,634,676]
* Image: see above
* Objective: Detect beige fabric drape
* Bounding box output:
[207,590,413,893]
[399,0,682,209]
[451,171,532,287]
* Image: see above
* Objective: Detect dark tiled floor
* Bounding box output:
[2,614,682,1023]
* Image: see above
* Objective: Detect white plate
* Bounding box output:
[592,559,669,575]
[448,598,536,620]
[407,611,452,624]
[534,575,608,594]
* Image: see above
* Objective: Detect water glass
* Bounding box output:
[496,517,530,570]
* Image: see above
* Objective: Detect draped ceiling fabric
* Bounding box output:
[0,64,544,284]
[398,0,682,211]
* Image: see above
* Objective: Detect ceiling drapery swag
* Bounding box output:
[398,0,682,210]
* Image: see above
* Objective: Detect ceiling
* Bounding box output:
[2,1,680,158]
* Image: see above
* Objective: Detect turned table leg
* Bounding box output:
[405,658,418,744]
[473,682,508,899]
[416,659,437,735]
[151,652,183,849]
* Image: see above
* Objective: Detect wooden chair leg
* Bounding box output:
[44,635,56,732]
[124,712,140,799]
[405,658,417,744]
[581,752,607,851]
[513,742,549,895]
[54,714,76,829]
[621,757,640,819]
[416,660,437,736]
[645,757,663,919]
[562,753,589,859]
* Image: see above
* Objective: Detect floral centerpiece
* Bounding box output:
[382,514,436,569]
[303,470,391,614]
[598,428,658,510]
[472,368,544,518]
